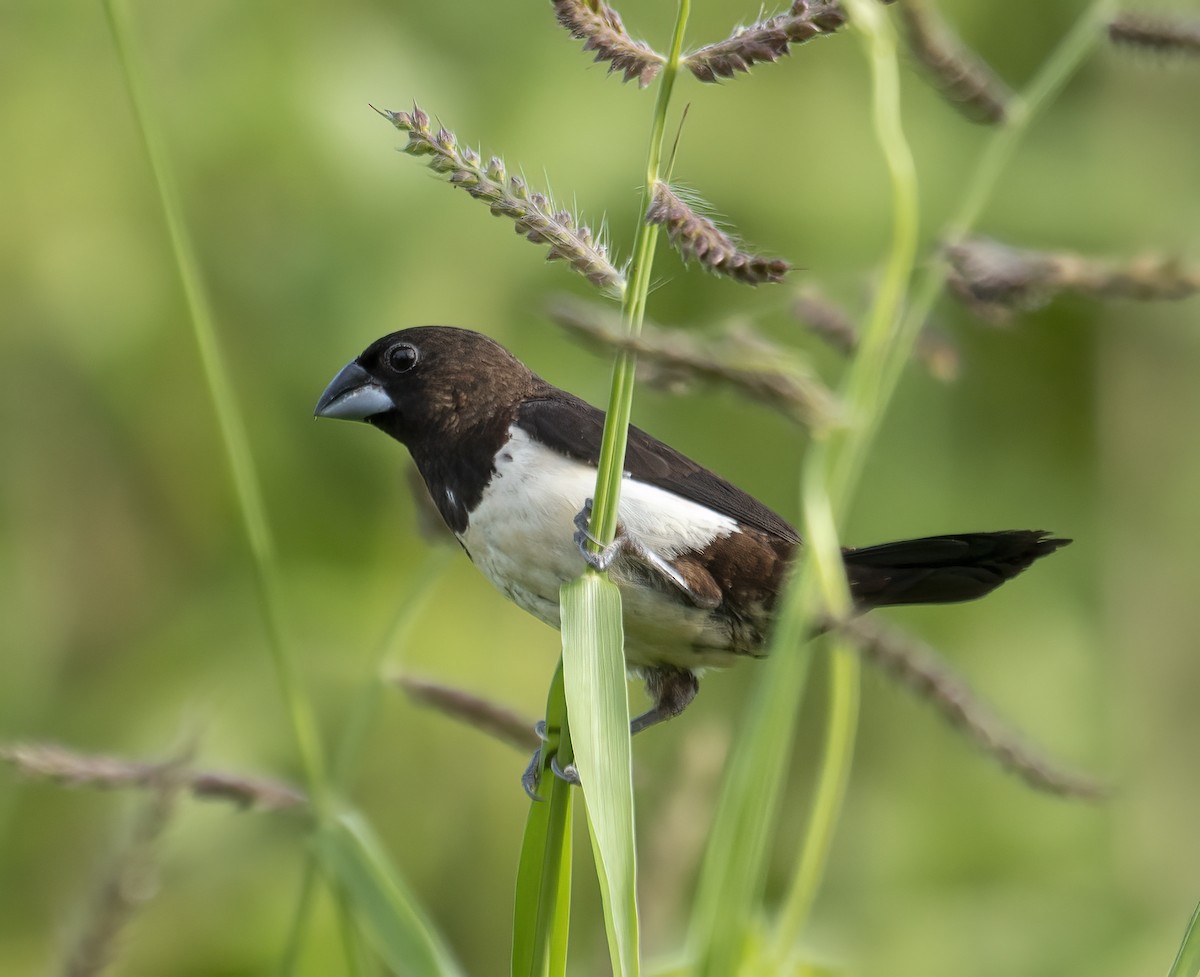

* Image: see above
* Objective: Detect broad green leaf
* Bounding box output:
[315,812,462,977]
[512,662,574,977]
[561,573,640,977]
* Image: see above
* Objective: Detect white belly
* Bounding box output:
[456,426,742,668]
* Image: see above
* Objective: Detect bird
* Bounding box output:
[315,326,1069,786]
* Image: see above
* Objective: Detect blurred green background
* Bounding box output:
[3,1,1200,974]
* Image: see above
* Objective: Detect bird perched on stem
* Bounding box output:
[316,326,1068,789]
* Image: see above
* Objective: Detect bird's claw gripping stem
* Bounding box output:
[521,720,579,800]
[573,497,621,572]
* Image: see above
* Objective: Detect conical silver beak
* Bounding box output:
[314,361,395,420]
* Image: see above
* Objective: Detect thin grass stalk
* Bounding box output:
[101,2,367,971]
[101,0,329,815]
[278,859,320,977]
[688,3,917,971]
[945,1,1117,243]
[767,643,859,965]
[588,2,691,546]
[764,1,1115,960]
[823,0,920,506]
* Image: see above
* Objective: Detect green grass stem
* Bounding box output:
[104,6,475,975]
[553,5,692,972]
[689,3,919,971]
[767,642,860,965]
[690,3,1115,969]
[589,0,691,546]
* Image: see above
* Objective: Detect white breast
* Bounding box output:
[456,425,741,667]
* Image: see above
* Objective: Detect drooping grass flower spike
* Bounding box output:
[553,0,666,87]
[548,294,841,429]
[945,236,1200,322]
[1109,11,1200,57]
[1,741,306,811]
[375,104,626,294]
[646,181,792,285]
[896,0,1012,124]
[843,618,1108,801]
[683,0,847,82]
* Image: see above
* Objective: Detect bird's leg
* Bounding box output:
[574,499,712,606]
[521,720,580,800]
[523,669,699,796]
[631,666,700,734]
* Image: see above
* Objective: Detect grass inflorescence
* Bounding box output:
[553,0,666,86]
[842,618,1107,800]
[646,181,792,284]
[1,741,306,811]
[896,0,1012,123]
[549,294,840,428]
[374,104,626,293]
[683,0,847,81]
[1109,11,1200,57]
[946,235,1200,321]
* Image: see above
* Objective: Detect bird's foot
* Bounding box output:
[521,721,579,800]
[574,499,707,606]
[550,755,580,786]
[573,498,621,572]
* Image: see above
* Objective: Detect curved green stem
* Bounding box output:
[769,643,860,963]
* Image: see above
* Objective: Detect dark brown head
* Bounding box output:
[315,326,542,532]
[314,326,539,447]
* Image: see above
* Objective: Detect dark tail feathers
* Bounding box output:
[843,531,1070,609]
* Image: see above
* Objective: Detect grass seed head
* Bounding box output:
[376,104,626,293]
[646,182,792,285]
[897,0,1012,124]
[553,0,666,87]
[1109,12,1200,57]
[684,0,847,83]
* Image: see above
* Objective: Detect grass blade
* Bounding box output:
[1167,899,1200,977]
[101,0,329,810]
[315,813,463,977]
[561,574,640,976]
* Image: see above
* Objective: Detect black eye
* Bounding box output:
[386,343,418,373]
